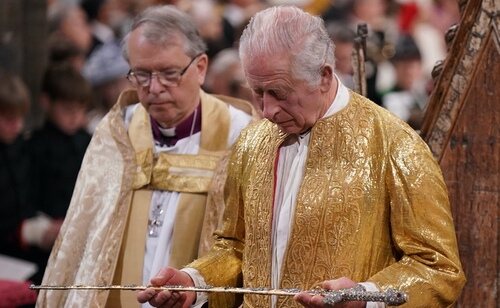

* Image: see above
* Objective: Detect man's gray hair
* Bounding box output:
[239,6,335,86]
[122,5,207,61]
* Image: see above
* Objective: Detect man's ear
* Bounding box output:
[319,64,334,93]
[196,54,209,85]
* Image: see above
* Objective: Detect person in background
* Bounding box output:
[343,0,400,105]
[204,48,253,103]
[220,0,267,48]
[82,40,131,134]
[80,0,131,56]
[47,1,93,56]
[138,6,465,308]
[38,5,257,307]
[47,34,88,71]
[29,63,92,226]
[327,23,356,89]
[187,0,230,59]
[381,34,428,130]
[396,0,459,76]
[25,63,92,289]
[0,71,60,287]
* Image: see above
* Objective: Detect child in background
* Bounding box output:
[0,71,60,295]
[29,64,92,222]
[47,34,88,71]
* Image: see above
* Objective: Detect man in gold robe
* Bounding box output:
[37,5,257,308]
[139,6,466,308]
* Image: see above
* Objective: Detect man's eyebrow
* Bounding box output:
[131,64,182,71]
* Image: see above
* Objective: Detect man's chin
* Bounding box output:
[277,123,301,135]
[150,112,176,128]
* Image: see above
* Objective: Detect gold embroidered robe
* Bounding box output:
[189,92,466,307]
[36,89,257,308]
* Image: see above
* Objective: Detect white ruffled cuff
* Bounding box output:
[181,267,208,307]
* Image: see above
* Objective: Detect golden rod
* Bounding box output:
[30,284,407,305]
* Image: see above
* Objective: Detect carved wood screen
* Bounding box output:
[420,0,499,306]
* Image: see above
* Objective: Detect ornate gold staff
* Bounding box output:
[30,284,407,305]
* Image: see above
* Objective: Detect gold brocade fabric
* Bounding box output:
[189,92,465,308]
[109,92,235,307]
[151,152,221,192]
[37,89,258,308]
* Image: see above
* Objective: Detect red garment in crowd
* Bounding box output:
[398,2,419,33]
[0,280,37,307]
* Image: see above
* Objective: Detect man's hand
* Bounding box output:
[294,277,365,307]
[137,267,196,308]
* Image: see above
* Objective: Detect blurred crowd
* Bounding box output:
[0,0,459,306]
[41,0,460,132]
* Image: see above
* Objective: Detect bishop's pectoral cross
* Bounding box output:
[148,204,164,237]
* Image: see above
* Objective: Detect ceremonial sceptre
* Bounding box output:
[31,284,407,305]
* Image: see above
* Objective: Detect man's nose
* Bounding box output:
[148,74,165,94]
[262,94,279,120]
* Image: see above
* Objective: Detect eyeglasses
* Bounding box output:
[127,54,202,88]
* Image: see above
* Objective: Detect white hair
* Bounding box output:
[239,6,335,86]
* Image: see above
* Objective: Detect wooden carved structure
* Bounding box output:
[420,0,498,306]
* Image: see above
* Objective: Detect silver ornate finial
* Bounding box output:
[323,285,407,306]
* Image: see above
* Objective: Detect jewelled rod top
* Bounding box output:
[30,284,407,306]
